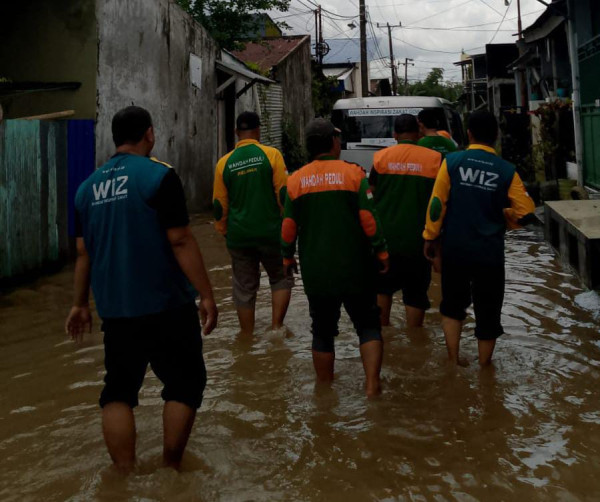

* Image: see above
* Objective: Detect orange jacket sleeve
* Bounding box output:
[212,156,229,235]
[504,172,536,229]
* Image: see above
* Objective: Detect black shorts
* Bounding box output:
[307,293,382,353]
[376,254,432,311]
[440,261,505,340]
[100,303,206,409]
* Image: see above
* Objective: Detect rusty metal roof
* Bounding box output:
[232,35,310,73]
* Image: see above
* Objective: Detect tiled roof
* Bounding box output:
[233,35,310,72]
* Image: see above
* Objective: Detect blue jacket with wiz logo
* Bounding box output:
[423,145,535,265]
[75,153,196,319]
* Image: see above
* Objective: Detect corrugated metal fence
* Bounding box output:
[258,83,283,151]
[0,119,94,281]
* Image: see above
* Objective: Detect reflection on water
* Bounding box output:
[1,220,600,501]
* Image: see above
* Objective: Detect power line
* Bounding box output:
[489,0,512,43]
[398,27,514,32]
[403,0,475,27]
[299,0,358,20]
[271,9,313,20]
[476,0,505,17]
[392,33,484,55]
[367,9,387,63]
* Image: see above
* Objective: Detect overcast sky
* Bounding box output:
[268,0,545,82]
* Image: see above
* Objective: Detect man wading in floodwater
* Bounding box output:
[281,118,389,397]
[423,110,535,365]
[213,111,293,336]
[369,114,442,328]
[66,106,218,472]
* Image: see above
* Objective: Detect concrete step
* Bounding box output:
[544,201,600,290]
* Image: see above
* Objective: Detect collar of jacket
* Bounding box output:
[235,139,260,148]
[468,144,497,155]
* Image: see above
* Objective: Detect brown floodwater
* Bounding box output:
[1,216,600,502]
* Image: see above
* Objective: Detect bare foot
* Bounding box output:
[446,357,470,367]
[458,357,470,367]
[366,381,382,398]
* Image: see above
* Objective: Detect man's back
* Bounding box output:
[418,135,457,160]
[371,142,441,256]
[214,139,286,248]
[75,153,194,318]
[439,146,518,264]
[284,159,382,296]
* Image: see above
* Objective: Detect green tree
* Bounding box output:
[176,0,290,50]
[312,63,342,118]
[401,68,463,102]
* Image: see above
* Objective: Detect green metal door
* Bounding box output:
[579,37,600,188]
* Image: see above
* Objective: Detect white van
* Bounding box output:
[331,96,464,171]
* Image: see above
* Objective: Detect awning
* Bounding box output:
[322,67,355,92]
[322,67,354,80]
[216,60,275,85]
[215,58,275,99]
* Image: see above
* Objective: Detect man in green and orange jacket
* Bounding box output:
[281,118,389,397]
[213,111,292,336]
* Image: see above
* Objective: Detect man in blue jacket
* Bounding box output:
[65,106,218,472]
[423,110,535,366]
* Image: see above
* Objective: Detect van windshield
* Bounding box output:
[331,107,448,148]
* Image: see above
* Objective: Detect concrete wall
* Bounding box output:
[273,38,314,146]
[0,0,97,119]
[95,0,219,211]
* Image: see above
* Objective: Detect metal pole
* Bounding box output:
[387,23,397,95]
[517,0,523,39]
[566,0,584,185]
[401,58,413,95]
[318,6,323,65]
[359,0,368,97]
[314,8,318,60]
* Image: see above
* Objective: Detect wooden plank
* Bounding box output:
[17,110,75,121]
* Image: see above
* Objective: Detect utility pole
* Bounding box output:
[318,5,324,65]
[359,0,368,97]
[517,0,523,39]
[515,0,527,110]
[314,5,326,65]
[378,22,402,95]
[400,58,414,95]
[314,8,319,61]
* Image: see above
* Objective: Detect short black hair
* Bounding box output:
[417,108,439,129]
[236,111,261,131]
[468,110,498,145]
[306,135,334,160]
[394,114,419,134]
[112,106,153,147]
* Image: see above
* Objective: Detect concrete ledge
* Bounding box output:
[544,201,600,289]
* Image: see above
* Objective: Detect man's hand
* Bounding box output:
[284,257,298,277]
[424,239,441,273]
[65,305,92,342]
[378,256,390,274]
[198,297,218,335]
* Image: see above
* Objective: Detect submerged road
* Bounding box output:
[1,216,600,501]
